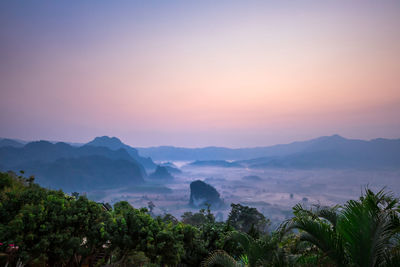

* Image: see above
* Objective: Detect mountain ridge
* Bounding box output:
[2,135,399,169]
[85,136,156,170]
[136,135,400,161]
[0,141,146,191]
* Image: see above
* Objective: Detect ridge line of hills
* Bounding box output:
[136,134,400,162]
[0,136,159,192]
[2,134,400,164]
[0,134,399,192]
[3,134,400,161]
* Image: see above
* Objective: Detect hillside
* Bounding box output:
[148,166,174,180]
[238,135,400,170]
[0,138,25,148]
[17,155,144,191]
[86,136,156,170]
[0,141,145,191]
[189,180,223,208]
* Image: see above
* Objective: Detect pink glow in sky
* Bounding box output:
[0,1,399,147]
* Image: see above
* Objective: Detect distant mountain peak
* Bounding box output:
[85,136,156,170]
[87,136,124,149]
[149,166,174,180]
[0,138,24,148]
[330,134,345,139]
[24,140,53,148]
[312,134,347,143]
[93,136,123,143]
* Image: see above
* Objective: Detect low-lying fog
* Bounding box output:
[89,164,400,228]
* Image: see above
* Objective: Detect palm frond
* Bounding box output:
[225,231,252,252]
[338,195,397,267]
[201,250,241,267]
[288,216,346,266]
[381,248,400,267]
[316,205,340,228]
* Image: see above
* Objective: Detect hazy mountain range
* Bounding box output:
[136,135,400,163]
[0,134,399,192]
[237,135,400,169]
[0,138,25,148]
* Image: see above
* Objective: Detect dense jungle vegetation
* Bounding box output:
[1,171,400,267]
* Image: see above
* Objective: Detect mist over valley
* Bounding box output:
[1,135,399,227]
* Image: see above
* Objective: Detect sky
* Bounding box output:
[0,0,399,148]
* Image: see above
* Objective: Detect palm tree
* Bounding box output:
[227,231,278,267]
[283,189,400,267]
[202,231,289,267]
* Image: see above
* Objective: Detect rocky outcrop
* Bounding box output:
[189,180,223,208]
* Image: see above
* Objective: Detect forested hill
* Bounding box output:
[0,136,157,170]
[0,141,145,191]
[85,136,156,170]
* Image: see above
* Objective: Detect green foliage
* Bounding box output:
[201,250,241,267]
[181,211,208,227]
[180,223,208,266]
[2,171,400,267]
[283,189,400,267]
[0,172,185,266]
[228,203,270,235]
[225,231,288,267]
[108,201,185,266]
[0,171,110,266]
[180,204,236,266]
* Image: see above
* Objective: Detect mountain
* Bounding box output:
[0,137,83,147]
[137,135,400,169]
[86,136,156,170]
[0,138,24,148]
[136,140,327,161]
[17,156,144,191]
[0,141,145,191]
[238,135,400,170]
[148,166,174,180]
[185,160,243,168]
[159,162,182,174]
[189,180,223,208]
[0,140,134,167]
[136,137,343,161]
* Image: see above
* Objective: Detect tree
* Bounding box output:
[227,204,269,235]
[225,231,286,267]
[283,189,400,267]
[70,195,112,266]
[180,224,208,266]
[0,171,111,267]
[147,201,155,214]
[181,211,208,227]
[160,213,179,225]
[109,201,184,266]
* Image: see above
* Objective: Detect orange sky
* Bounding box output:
[0,1,399,147]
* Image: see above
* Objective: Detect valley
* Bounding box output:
[90,164,400,227]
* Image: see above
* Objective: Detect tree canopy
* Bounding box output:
[1,171,400,267]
